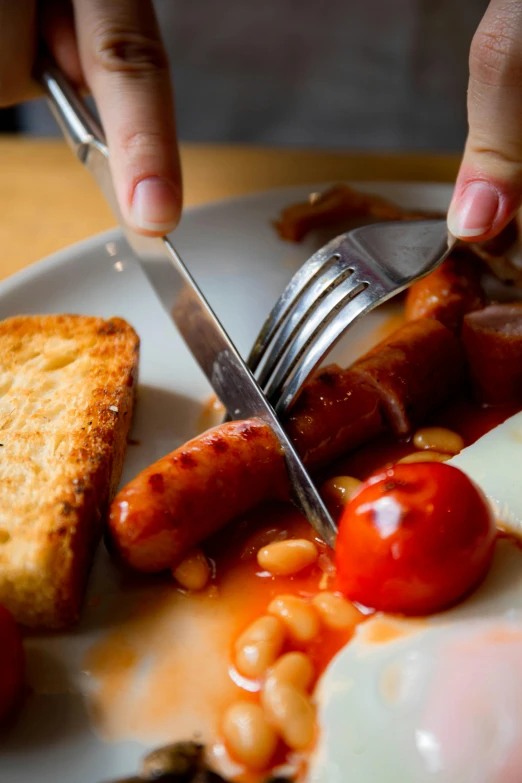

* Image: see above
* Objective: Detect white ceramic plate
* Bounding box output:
[0,181,454,782]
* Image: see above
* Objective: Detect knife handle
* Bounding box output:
[35,53,107,161]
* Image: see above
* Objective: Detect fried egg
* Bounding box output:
[309,412,522,783]
[309,540,522,782]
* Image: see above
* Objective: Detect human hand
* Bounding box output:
[448,0,522,243]
[0,1,181,236]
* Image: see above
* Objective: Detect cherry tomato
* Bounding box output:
[335,462,496,615]
[0,605,24,722]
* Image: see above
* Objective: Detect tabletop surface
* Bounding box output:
[0,138,460,282]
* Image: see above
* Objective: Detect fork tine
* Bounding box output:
[262,271,369,401]
[247,236,350,373]
[256,261,355,389]
[268,281,383,416]
[251,219,453,417]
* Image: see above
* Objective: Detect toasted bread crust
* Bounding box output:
[0,315,139,628]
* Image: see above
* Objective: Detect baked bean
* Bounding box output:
[266,652,314,692]
[172,548,211,591]
[241,527,288,560]
[234,615,286,679]
[261,679,315,750]
[312,591,363,631]
[320,475,362,508]
[222,701,278,770]
[413,426,464,455]
[398,450,450,464]
[257,539,318,576]
[267,595,320,643]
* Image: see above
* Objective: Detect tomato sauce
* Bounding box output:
[84,506,355,779]
[433,399,520,445]
[206,507,354,682]
[83,392,521,781]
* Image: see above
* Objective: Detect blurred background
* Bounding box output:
[0,0,488,151]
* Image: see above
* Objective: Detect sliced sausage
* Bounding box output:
[109,320,468,572]
[109,419,289,572]
[350,319,467,435]
[405,249,486,333]
[462,303,522,405]
[284,365,383,469]
[274,184,440,242]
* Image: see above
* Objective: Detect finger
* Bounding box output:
[0,1,37,106]
[72,0,181,235]
[448,0,522,242]
[40,0,83,88]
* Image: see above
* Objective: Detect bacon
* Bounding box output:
[274,184,440,242]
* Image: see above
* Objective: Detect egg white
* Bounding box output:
[449,410,522,540]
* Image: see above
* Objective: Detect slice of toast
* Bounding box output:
[0,314,139,629]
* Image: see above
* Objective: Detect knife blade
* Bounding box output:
[38,60,338,548]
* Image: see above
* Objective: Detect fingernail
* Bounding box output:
[131,177,179,233]
[447,181,499,238]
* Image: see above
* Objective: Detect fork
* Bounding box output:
[248,219,457,415]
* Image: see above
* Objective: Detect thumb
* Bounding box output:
[448,0,522,242]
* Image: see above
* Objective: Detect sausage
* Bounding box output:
[109,319,467,572]
[284,366,383,469]
[110,374,383,571]
[274,184,441,242]
[462,303,522,405]
[350,319,467,436]
[109,419,289,572]
[405,249,486,333]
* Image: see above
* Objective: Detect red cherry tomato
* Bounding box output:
[0,605,24,722]
[335,462,496,615]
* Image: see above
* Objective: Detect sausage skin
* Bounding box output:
[350,319,466,435]
[284,366,383,469]
[405,250,486,334]
[462,304,522,405]
[110,419,289,572]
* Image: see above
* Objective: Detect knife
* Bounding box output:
[37,59,338,548]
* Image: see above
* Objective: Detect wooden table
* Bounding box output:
[0,138,460,282]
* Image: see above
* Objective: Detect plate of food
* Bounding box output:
[1,180,522,783]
